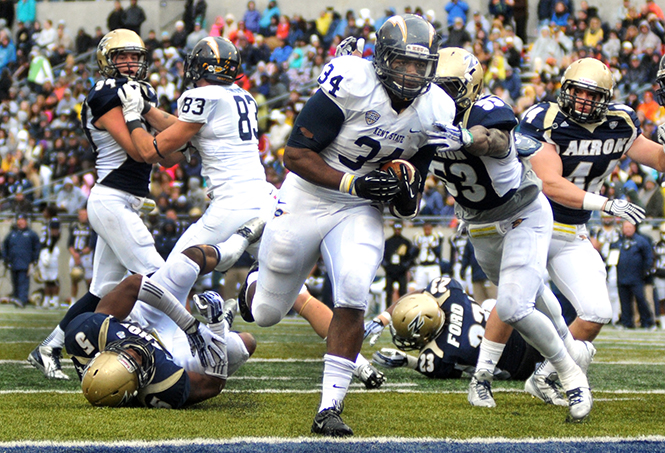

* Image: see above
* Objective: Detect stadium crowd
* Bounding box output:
[0,0,664,335]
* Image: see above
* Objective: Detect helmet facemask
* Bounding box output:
[376,48,438,101]
[558,81,611,123]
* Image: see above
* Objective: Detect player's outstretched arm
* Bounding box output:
[465,126,510,157]
[625,133,665,173]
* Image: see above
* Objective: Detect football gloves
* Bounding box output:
[335,36,365,57]
[118,81,145,123]
[184,320,226,369]
[372,348,408,368]
[428,122,474,151]
[658,123,665,146]
[603,199,645,225]
[388,164,422,219]
[137,80,157,113]
[349,170,401,202]
[364,318,386,346]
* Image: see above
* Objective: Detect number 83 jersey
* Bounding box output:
[177,84,270,206]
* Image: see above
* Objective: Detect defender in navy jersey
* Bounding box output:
[426,48,592,419]
[372,277,540,381]
[65,240,260,408]
[515,58,665,405]
[28,29,169,381]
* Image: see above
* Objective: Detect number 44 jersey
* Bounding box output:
[177,84,272,207]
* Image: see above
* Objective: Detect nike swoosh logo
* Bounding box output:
[314,420,325,429]
[332,384,345,389]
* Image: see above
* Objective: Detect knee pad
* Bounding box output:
[253,302,286,328]
[227,332,250,377]
[495,284,534,324]
[261,231,302,275]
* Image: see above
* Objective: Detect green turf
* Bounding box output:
[2,306,665,440]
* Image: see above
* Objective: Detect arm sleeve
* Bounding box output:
[285,89,345,152]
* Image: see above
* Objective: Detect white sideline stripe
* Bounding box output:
[1,436,665,447]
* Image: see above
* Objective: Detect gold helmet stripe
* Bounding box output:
[202,37,221,63]
[387,16,408,42]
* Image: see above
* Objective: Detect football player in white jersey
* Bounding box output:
[511,58,665,404]
[426,48,593,421]
[237,15,454,436]
[28,30,172,380]
[117,36,276,270]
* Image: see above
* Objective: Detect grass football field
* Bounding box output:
[1,305,665,442]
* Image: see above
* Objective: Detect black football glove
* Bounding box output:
[352,170,400,202]
[388,164,422,219]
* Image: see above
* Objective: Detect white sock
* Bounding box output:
[318,354,355,413]
[137,276,197,331]
[475,338,505,374]
[42,325,65,349]
[353,353,369,377]
[213,235,250,273]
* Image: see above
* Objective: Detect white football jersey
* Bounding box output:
[316,56,454,175]
[177,83,272,207]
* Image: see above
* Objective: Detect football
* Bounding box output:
[380,159,417,184]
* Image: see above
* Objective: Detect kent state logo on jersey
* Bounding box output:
[561,137,631,156]
[365,110,380,125]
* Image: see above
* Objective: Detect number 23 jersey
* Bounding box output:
[177,83,271,207]
[518,101,641,225]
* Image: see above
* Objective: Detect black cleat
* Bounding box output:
[237,261,259,323]
[311,407,353,437]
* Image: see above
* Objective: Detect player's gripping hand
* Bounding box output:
[118,81,145,123]
[203,331,228,380]
[137,80,156,113]
[340,170,400,201]
[372,348,408,368]
[657,123,665,146]
[428,122,474,151]
[184,320,224,368]
[364,318,386,345]
[335,36,365,57]
[388,164,422,219]
[603,199,645,225]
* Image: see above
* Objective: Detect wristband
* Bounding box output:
[375,311,391,326]
[126,120,144,133]
[339,173,357,195]
[582,192,607,211]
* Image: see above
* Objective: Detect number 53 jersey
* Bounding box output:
[177,84,272,207]
[518,101,641,225]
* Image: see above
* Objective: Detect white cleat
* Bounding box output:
[525,372,568,407]
[468,370,496,407]
[27,346,70,380]
[566,386,593,421]
[236,217,266,245]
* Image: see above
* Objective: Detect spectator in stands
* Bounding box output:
[634,20,661,53]
[171,20,188,49]
[0,31,15,72]
[615,220,655,330]
[382,222,415,305]
[638,175,663,219]
[55,176,86,215]
[15,0,34,27]
[2,213,40,308]
[489,0,514,27]
[259,0,281,36]
[0,0,13,32]
[445,0,470,29]
[37,218,61,309]
[243,1,261,34]
[75,28,94,56]
[444,17,472,47]
[123,0,146,36]
[35,19,57,53]
[107,0,124,32]
[619,54,651,96]
[420,178,445,216]
[185,21,207,52]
